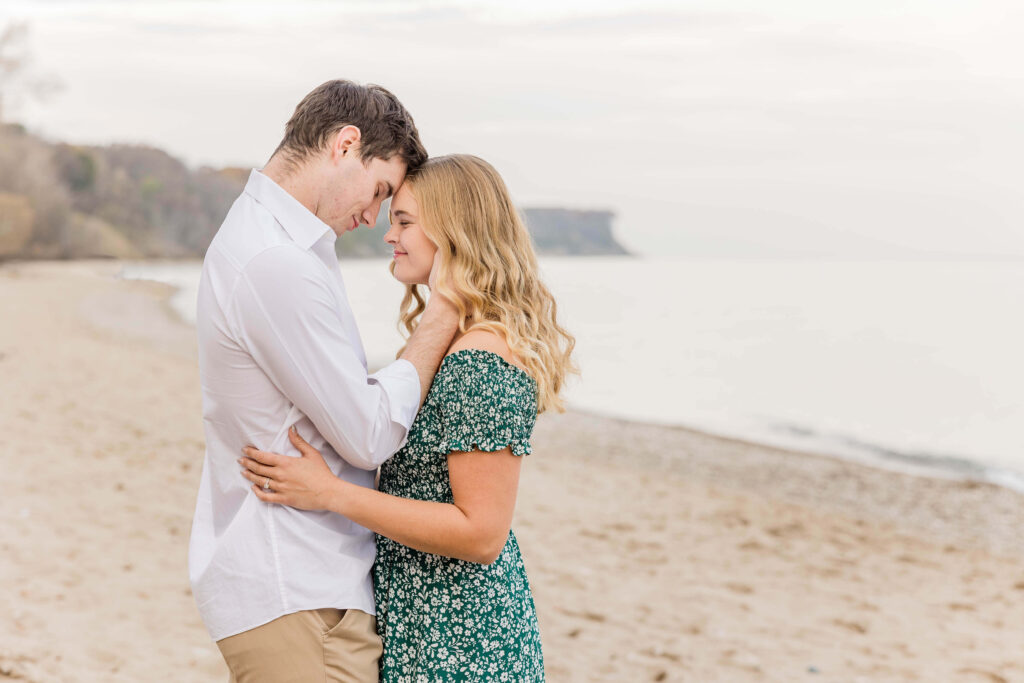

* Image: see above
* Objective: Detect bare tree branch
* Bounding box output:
[0,21,63,123]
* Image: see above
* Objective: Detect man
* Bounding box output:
[188,80,458,682]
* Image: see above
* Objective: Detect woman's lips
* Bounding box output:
[393,251,407,259]
[350,216,359,231]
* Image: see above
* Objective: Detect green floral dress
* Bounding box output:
[374,349,545,682]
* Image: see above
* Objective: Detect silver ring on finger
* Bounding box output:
[263,477,272,491]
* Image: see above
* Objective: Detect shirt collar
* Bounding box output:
[243,169,336,251]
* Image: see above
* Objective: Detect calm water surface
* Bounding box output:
[120,257,1024,489]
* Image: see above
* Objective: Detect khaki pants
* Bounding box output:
[217,608,382,683]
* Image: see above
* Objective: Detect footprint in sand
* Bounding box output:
[766,522,805,537]
[957,668,1009,683]
[832,618,869,634]
[556,606,607,623]
[737,539,766,551]
[840,595,880,613]
[718,648,761,673]
[948,602,976,611]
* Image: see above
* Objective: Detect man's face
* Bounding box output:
[320,149,407,237]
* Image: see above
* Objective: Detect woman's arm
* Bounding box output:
[240,427,521,565]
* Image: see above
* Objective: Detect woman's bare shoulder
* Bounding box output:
[446,328,526,372]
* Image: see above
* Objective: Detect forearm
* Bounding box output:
[327,479,505,564]
[400,296,460,405]
[242,431,521,564]
[234,250,415,469]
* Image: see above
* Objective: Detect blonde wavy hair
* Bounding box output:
[393,154,576,413]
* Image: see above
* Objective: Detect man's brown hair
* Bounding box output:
[273,80,427,171]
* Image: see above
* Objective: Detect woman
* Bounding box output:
[239,154,575,681]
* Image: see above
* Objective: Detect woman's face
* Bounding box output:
[383,184,438,286]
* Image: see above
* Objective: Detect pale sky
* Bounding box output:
[2,0,1023,258]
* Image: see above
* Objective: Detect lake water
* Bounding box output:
[119,257,1024,490]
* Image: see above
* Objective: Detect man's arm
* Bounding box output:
[229,246,455,469]
[400,249,461,405]
[400,293,460,406]
[243,428,521,565]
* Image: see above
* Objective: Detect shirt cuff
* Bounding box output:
[367,359,421,430]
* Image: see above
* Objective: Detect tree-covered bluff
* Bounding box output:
[0,124,629,261]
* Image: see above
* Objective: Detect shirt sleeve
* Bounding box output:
[227,244,421,470]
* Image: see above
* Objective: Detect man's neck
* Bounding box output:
[262,155,320,216]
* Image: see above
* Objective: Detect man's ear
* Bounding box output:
[330,125,362,162]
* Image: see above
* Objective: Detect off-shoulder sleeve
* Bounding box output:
[431,351,538,457]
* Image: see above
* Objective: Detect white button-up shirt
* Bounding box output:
[188,170,421,641]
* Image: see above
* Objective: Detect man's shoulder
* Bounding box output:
[217,193,291,250]
[208,196,317,276]
[201,199,326,321]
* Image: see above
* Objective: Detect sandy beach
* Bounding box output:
[2,260,1023,683]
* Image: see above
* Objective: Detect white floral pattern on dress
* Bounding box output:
[374,349,545,682]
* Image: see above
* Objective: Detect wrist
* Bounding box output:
[423,293,460,325]
[324,477,352,515]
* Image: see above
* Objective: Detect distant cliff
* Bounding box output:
[0,124,629,260]
[521,208,629,256]
[347,205,630,259]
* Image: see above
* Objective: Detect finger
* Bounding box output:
[240,468,273,488]
[428,250,442,290]
[288,426,318,457]
[241,446,286,467]
[252,484,287,504]
[238,457,274,477]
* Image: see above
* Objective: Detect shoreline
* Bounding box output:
[563,405,1024,497]
[116,258,1024,498]
[100,257,1024,547]
[3,260,1024,681]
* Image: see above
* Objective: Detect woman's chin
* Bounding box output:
[391,266,429,287]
